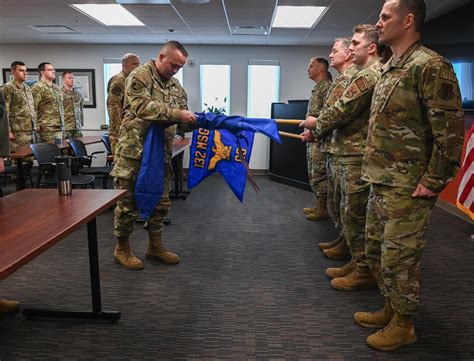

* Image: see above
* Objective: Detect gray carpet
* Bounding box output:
[0,175,473,360]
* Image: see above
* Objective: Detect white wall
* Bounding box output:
[0,43,333,169]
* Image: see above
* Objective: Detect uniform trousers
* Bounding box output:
[339,155,370,266]
[114,162,172,240]
[306,140,327,202]
[326,153,342,229]
[365,183,436,315]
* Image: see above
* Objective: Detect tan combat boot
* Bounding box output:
[303,205,317,215]
[323,239,350,260]
[318,232,344,251]
[0,300,20,316]
[145,237,180,264]
[330,265,377,291]
[325,259,356,279]
[306,197,329,221]
[367,312,417,351]
[354,298,393,328]
[114,238,144,270]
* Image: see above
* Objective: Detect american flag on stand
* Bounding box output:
[457,124,474,220]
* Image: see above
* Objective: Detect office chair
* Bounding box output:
[100,133,114,166]
[66,138,113,189]
[30,143,95,189]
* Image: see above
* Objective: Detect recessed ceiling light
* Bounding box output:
[271,6,328,29]
[115,0,171,4]
[70,4,145,26]
[233,26,268,36]
[180,0,210,4]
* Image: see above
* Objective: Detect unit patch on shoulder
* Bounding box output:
[345,84,359,99]
[131,81,143,92]
[355,77,369,92]
[439,67,457,82]
[437,82,455,101]
[111,86,122,96]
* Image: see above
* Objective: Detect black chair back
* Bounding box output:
[30,143,62,164]
[66,138,91,167]
[30,142,95,189]
[100,134,112,154]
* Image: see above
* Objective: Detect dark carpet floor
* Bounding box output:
[0,175,473,360]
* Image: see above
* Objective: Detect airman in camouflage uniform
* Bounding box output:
[0,87,21,316]
[353,0,465,352]
[303,57,332,221]
[2,61,37,151]
[107,53,140,154]
[315,38,359,259]
[311,25,383,291]
[62,71,84,139]
[32,62,64,142]
[111,42,196,270]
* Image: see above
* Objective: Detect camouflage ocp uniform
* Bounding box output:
[306,77,331,205]
[107,71,126,154]
[62,87,84,138]
[2,80,37,150]
[315,59,383,267]
[111,60,193,242]
[0,88,10,157]
[362,42,464,315]
[316,64,359,229]
[32,80,64,142]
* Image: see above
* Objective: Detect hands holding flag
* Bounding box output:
[135,111,310,219]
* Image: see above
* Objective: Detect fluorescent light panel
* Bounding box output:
[115,0,170,4]
[272,6,327,28]
[71,4,145,26]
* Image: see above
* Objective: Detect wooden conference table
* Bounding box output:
[9,136,103,190]
[0,188,126,321]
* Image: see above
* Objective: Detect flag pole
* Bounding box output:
[275,119,303,125]
[279,131,303,140]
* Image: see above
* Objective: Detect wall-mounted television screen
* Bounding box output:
[453,61,474,111]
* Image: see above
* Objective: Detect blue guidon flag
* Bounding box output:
[135,112,281,219]
[188,112,282,201]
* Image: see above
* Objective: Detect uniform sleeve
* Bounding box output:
[125,75,181,123]
[314,72,374,138]
[418,59,465,192]
[307,81,331,118]
[0,89,10,156]
[177,87,196,133]
[106,77,124,135]
[31,85,42,114]
[2,85,12,130]
[79,93,84,127]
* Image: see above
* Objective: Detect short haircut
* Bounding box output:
[38,62,52,74]
[353,24,385,55]
[389,0,426,33]
[334,36,352,51]
[61,71,73,78]
[161,40,188,57]
[121,53,139,65]
[10,61,25,71]
[314,57,329,72]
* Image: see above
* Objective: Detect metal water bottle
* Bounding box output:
[55,156,72,195]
